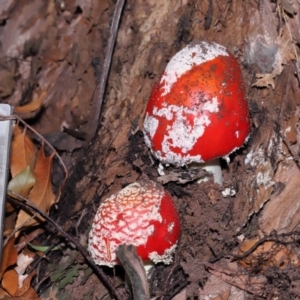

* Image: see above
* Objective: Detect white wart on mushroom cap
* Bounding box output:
[88,181,180,267]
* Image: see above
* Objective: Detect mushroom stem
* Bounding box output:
[143,260,155,277]
[201,158,223,185]
[192,158,222,185]
[116,245,150,300]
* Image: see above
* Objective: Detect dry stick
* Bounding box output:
[208,238,270,264]
[160,262,181,300]
[230,236,272,261]
[8,191,123,300]
[26,242,60,275]
[211,231,300,264]
[233,231,300,261]
[90,0,125,139]
[15,228,45,252]
[4,212,40,247]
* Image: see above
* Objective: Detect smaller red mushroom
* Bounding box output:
[88,180,180,269]
[143,41,250,184]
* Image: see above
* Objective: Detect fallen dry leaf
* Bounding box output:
[207,262,266,297]
[281,0,298,15]
[6,166,36,217]
[0,237,17,280]
[14,91,46,119]
[10,126,36,178]
[0,69,14,98]
[238,237,300,271]
[1,246,37,298]
[14,285,39,299]
[2,269,37,298]
[2,269,18,296]
[14,271,36,297]
[3,211,16,237]
[8,166,36,201]
[0,288,10,299]
[16,145,55,228]
[171,272,245,300]
[252,73,275,89]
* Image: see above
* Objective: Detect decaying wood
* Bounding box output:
[259,159,300,234]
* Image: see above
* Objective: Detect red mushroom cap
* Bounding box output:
[88,180,180,267]
[143,41,250,166]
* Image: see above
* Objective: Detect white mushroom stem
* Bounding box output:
[201,158,223,185]
[143,260,155,278]
[157,159,223,185]
[193,158,223,185]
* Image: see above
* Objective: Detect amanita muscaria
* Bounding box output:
[143,41,250,184]
[88,180,180,268]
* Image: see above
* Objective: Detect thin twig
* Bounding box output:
[25,242,60,275]
[159,256,181,300]
[209,231,300,264]
[231,236,271,261]
[74,208,88,237]
[4,212,39,247]
[8,191,123,300]
[90,0,125,139]
[14,228,45,252]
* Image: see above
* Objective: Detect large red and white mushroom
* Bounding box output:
[88,180,180,269]
[143,41,250,184]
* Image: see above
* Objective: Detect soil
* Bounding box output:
[2,0,300,299]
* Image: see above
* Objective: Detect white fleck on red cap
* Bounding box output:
[88,180,180,267]
[143,41,250,166]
